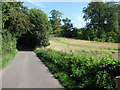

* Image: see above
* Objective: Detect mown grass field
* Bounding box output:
[46,37,119,59]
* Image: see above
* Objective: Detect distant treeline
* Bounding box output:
[80,2,120,43]
[48,2,120,43]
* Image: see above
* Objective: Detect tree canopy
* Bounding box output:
[49,9,62,35]
[62,18,74,38]
[2,2,30,38]
[17,9,50,48]
[82,1,120,42]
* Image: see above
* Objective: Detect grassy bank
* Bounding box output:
[0,34,2,70]
[1,49,18,70]
[1,30,18,70]
[46,37,119,59]
[35,48,120,89]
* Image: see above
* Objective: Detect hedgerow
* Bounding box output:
[2,30,18,69]
[35,48,120,89]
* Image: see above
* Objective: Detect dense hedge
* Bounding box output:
[2,30,18,69]
[35,48,120,89]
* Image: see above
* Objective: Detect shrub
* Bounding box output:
[35,48,120,89]
[2,29,18,69]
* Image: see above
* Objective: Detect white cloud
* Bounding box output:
[26,0,46,8]
[76,16,84,23]
[72,15,86,28]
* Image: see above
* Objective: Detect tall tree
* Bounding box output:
[83,1,106,30]
[62,18,73,38]
[2,2,30,38]
[105,2,118,32]
[83,1,119,42]
[17,9,50,48]
[118,2,120,42]
[49,9,62,35]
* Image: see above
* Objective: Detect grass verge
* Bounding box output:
[1,49,18,70]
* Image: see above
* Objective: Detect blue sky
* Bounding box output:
[22,0,119,28]
[23,2,89,28]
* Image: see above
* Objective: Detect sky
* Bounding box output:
[23,2,89,28]
[22,0,120,28]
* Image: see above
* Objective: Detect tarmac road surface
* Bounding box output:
[2,51,63,88]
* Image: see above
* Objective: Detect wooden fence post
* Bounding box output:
[116,76,120,90]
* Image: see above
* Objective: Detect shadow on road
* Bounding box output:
[17,46,35,51]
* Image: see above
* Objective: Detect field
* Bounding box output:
[46,37,119,59]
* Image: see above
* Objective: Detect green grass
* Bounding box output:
[0,34,2,70]
[1,49,18,70]
[1,30,18,70]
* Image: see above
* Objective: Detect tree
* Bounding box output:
[62,18,74,38]
[2,2,30,38]
[49,9,62,35]
[82,0,119,42]
[83,1,106,30]
[17,9,50,48]
[105,2,118,33]
[118,3,120,43]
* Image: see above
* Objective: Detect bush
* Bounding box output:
[107,37,115,43]
[35,48,120,89]
[2,30,18,69]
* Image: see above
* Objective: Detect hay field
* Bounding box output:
[46,37,119,59]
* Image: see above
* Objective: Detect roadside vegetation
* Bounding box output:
[1,1,50,69]
[2,30,18,69]
[0,34,2,70]
[35,37,119,88]
[35,48,120,89]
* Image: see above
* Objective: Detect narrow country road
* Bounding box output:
[2,51,63,88]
